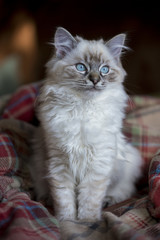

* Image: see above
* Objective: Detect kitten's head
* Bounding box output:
[47,27,127,94]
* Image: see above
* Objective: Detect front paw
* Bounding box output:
[78,207,101,220]
[57,212,76,221]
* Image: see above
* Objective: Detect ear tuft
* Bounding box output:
[106,34,127,59]
[54,27,77,59]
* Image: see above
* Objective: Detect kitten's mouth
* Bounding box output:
[88,85,104,91]
[75,83,105,91]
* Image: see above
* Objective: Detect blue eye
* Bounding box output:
[76,63,86,72]
[100,65,109,75]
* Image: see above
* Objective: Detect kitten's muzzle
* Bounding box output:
[88,72,100,85]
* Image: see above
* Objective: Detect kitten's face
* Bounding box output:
[47,28,126,94]
[59,41,125,92]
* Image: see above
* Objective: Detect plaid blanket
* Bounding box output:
[0,82,160,240]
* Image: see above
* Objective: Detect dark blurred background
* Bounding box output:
[0,0,160,95]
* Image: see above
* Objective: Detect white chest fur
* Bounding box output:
[39,86,126,182]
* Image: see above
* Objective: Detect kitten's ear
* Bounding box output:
[106,34,126,59]
[54,27,77,59]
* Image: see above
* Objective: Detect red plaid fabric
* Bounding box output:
[0,132,18,175]
[148,151,160,219]
[2,82,41,122]
[0,189,60,240]
[0,118,60,239]
[124,96,160,183]
[0,121,33,199]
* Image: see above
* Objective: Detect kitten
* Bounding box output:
[31,27,142,221]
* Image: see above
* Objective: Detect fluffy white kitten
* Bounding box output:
[31,27,142,221]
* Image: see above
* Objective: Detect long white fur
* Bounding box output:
[31,28,142,221]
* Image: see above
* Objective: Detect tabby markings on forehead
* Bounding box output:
[83,51,105,65]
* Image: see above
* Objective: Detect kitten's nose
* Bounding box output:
[88,73,100,85]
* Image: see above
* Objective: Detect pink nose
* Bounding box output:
[88,73,100,85]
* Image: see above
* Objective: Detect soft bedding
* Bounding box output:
[0,82,160,239]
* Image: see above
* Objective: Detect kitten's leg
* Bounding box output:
[77,136,116,220]
[50,178,76,221]
[77,154,114,221]
[77,177,109,220]
[32,148,76,220]
[48,162,76,221]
